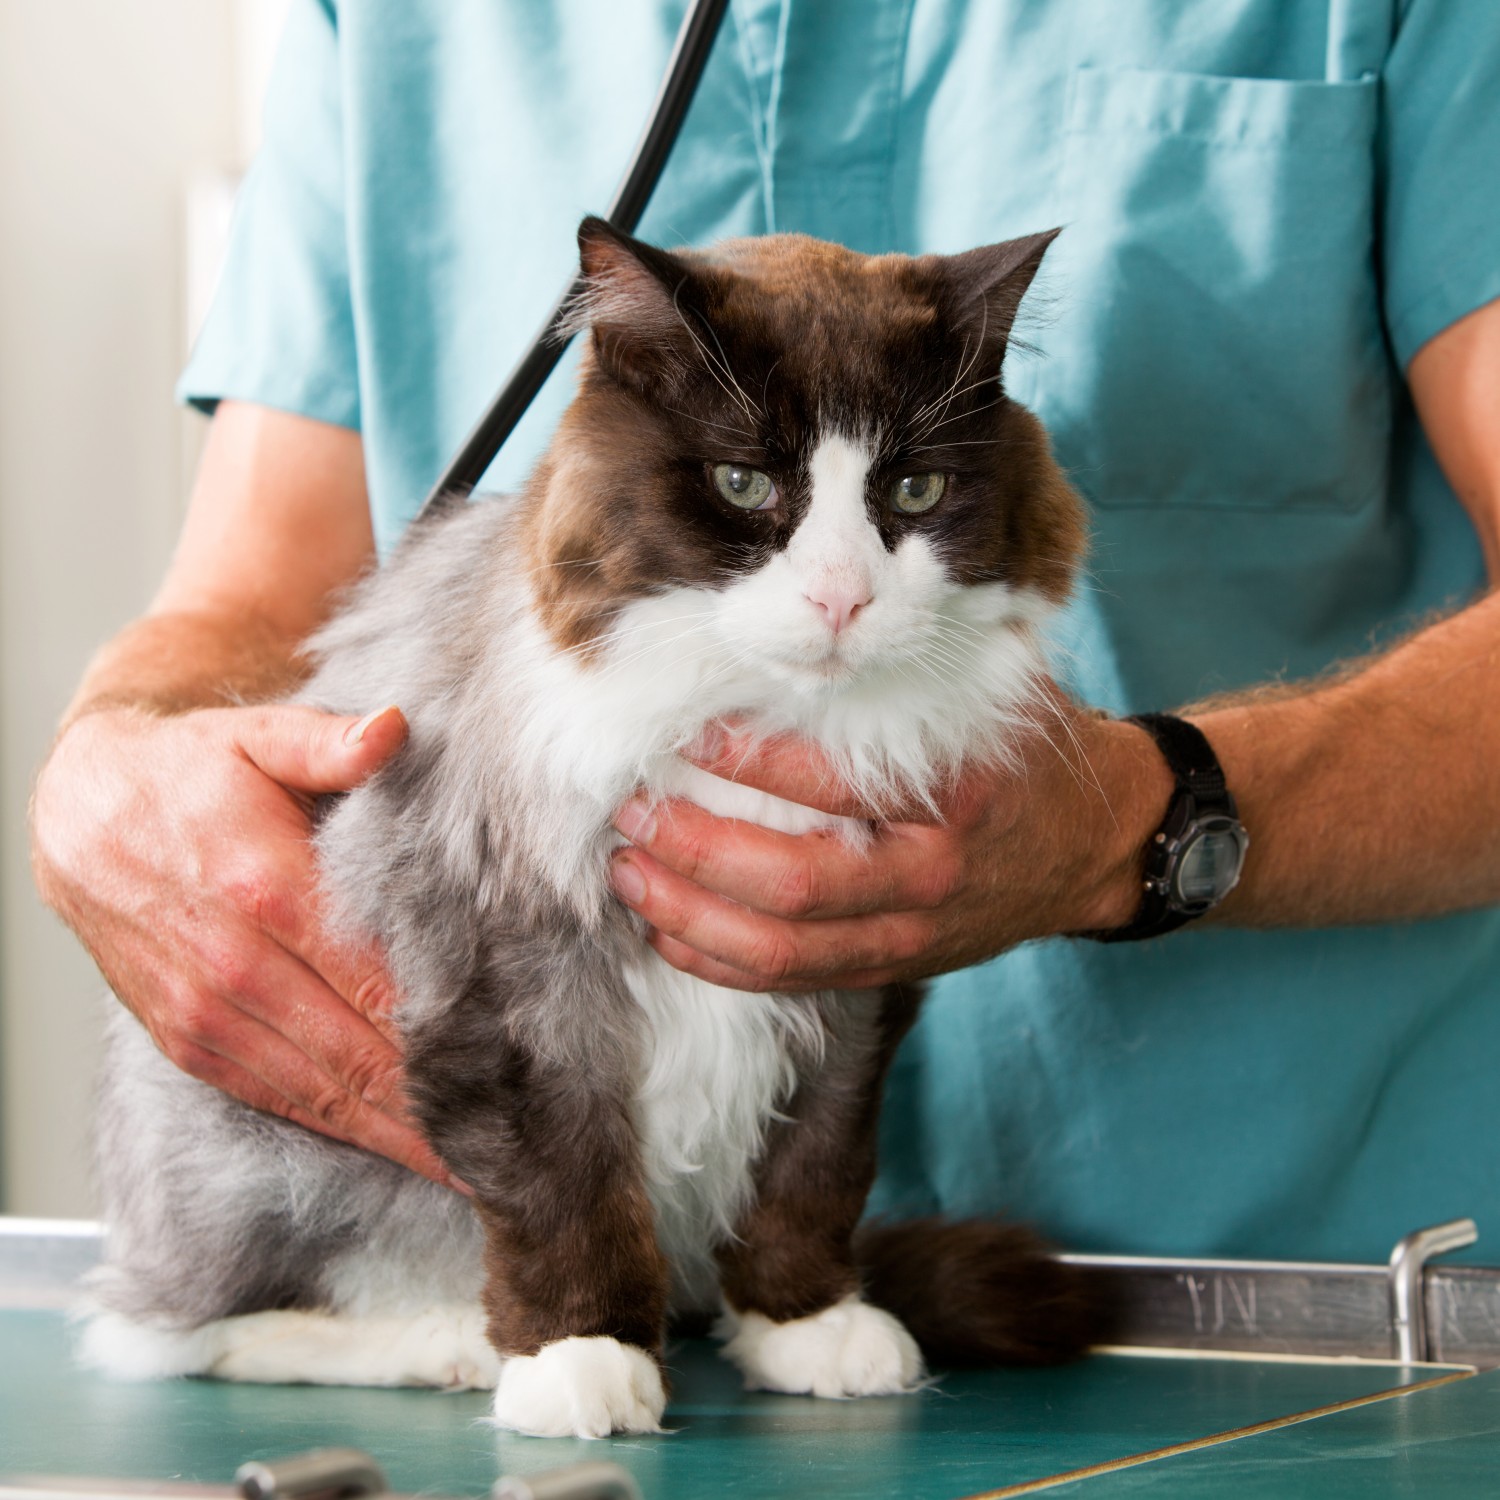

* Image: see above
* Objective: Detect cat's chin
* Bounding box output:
[764,669,865,706]
[780,663,855,694]
[760,647,863,695]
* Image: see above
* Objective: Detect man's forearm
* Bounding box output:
[1189,587,1500,928]
[62,608,306,729]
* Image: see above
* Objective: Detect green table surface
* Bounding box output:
[0,1311,1467,1498]
[1044,1366,1500,1499]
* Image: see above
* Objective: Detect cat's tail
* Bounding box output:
[854,1218,1111,1367]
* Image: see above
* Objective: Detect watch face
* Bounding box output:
[1171,816,1249,910]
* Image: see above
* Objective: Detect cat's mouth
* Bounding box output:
[768,636,866,690]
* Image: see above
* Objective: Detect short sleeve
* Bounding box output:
[177,0,359,429]
[1381,0,1500,369]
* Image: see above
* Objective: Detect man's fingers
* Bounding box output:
[239,856,403,1046]
[192,936,413,1120]
[645,929,896,993]
[230,703,408,796]
[172,1005,456,1188]
[322,949,403,1045]
[208,758,405,1044]
[687,726,931,821]
[645,930,802,992]
[610,847,929,986]
[614,797,958,919]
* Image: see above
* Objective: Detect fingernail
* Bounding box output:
[610,853,648,905]
[345,704,400,746]
[614,799,657,846]
[686,722,726,763]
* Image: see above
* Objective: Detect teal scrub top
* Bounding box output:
[181,0,1500,1265]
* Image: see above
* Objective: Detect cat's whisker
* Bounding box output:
[760,357,783,417]
[671,284,760,426]
[911,379,1001,430]
[1027,703,1120,829]
[599,608,718,639]
[523,557,612,580]
[925,619,990,653]
[601,630,714,666]
[658,403,760,443]
[907,633,975,683]
[927,631,998,663]
[675,311,753,420]
[910,388,1007,442]
[700,314,763,422]
[598,644,739,713]
[905,435,1029,453]
[592,615,732,676]
[922,620,984,654]
[909,322,995,436]
[598,625,724,679]
[922,649,982,684]
[930,615,990,642]
[910,329,984,428]
[916,650,978,695]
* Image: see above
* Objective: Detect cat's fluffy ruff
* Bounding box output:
[86,221,1096,1438]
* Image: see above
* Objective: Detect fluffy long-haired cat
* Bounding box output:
[85,218,1096,1438]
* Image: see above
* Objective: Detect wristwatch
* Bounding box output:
[1090,713,1249,943]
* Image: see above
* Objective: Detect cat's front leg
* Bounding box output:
[478,1188,670,1439]
[404,953,671,1438]
[716,985,925,1400]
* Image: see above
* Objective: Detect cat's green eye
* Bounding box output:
[713,463,777,511]
[891,472,947,514]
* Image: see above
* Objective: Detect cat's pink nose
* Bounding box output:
[804,582,872,635]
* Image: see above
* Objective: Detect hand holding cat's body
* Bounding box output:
[611,703,1173,991]
[31,700,453,1187]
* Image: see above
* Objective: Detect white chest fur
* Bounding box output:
[621,763,836,1307]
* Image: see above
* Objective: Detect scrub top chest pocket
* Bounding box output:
[1025,67,1388,515]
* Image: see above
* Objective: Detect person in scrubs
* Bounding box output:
[31,1,1500,1260]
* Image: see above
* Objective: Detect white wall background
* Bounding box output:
[0,0,289,1216]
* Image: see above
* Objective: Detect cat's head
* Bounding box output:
[519,218,1084,771]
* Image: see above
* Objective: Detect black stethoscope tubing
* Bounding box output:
[416,0,732,521]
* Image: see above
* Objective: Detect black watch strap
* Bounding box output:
[1131,712,1234,814]
[1088,713,1241,944]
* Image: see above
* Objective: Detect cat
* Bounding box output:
[83,217,1097,1439]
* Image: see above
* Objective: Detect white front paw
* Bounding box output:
[720,1296,924,1398]
[490,1336,666,1438]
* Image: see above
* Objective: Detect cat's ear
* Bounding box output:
[937,227,1060,362]
[566,216,703,392]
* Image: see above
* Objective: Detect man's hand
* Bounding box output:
[608,699,1172,992]
[31,699,463,1188]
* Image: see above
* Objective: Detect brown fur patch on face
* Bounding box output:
[520,225,1086,653]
